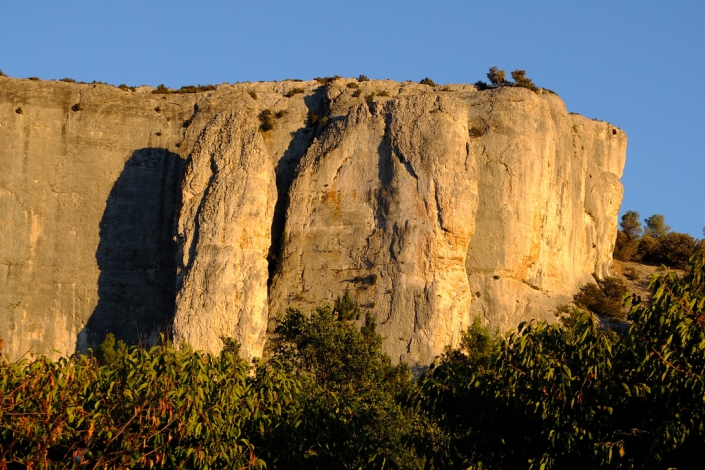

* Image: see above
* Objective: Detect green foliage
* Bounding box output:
[152,83,171,94]
[377,90,390,97]
[15,107,22,115]
[617,245,705,468]
[333,291,361,321]
[176,84,217,93]
[352,88,362,97]
[248,90,258,100]
[60,77,76,83]
[97,333,128,366]
[258,109,275,131]
[267,301,419,468]
[358,74,369,82]
[0,342,291,468]
[643,231,697,269]
[574,276,628,320]
[346,82,359,89]
[614,211,643,261]
[314,75,341,84]
[615,210,693,268]
[419,77,436,87]
[456,317,498,371]
[643,213,670,239]
[307,111,319,126]
[620,210,643,240]
[365,92,376,103]
[28,76,39,80]
[414,244,705,468]
[0,70,6,77]
[118,83,136,92]
[5,246,705,468]
[636,234,659,261]
[284,87,304,98]
[220,336,241,355]
[151,83,217,94]
[487,66,506,87]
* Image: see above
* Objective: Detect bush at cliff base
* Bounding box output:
[415,243,705,469]
[0,297,418,469]
[2,245,705,469]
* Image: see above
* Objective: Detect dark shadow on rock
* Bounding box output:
[267,86,330,287]
[76,148,185,352]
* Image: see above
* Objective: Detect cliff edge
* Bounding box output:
[0,76,626,366]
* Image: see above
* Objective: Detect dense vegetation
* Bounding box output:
[2,247,705,468]
[614,211,697,268]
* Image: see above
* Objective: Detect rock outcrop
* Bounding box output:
[173,111,276,359]
[0,76,626,367]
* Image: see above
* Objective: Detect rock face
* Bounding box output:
[173,111,276,359]
[0,76,626,367]
[269,93,477,365]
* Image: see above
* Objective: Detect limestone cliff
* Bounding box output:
[0,76,626,366]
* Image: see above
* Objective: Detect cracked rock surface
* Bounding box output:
[0,77,626,366]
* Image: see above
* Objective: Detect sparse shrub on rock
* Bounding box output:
[259,109,275,131]
[574,276,628,320]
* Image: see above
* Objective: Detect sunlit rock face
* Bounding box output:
[0,76,626,367]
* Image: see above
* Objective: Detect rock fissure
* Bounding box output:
[0,78,625,367]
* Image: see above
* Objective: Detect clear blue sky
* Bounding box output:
[1,0,703,237]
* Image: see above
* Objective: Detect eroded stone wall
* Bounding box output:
[0,76,626,366]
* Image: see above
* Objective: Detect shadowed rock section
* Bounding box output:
[173,111,276,359]
[0,77,626,365]
[78,148,183,352]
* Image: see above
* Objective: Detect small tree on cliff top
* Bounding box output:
[487,66,506,87]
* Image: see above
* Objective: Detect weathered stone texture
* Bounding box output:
[0,76,626,366]
[173,111,276,359]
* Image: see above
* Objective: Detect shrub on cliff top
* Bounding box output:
[314,75,341,85]
[284,87,304,98]
[511,69,539,92]
[487,66,506,87]
[474,80,492,90]
[152,83,171,94]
